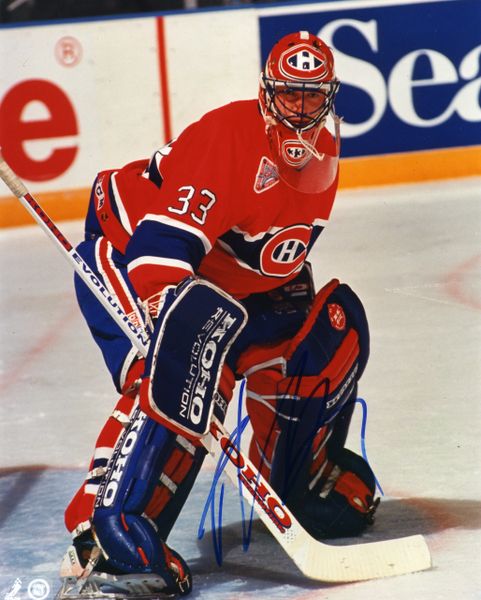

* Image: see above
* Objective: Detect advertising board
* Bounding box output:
[0,0,479,226]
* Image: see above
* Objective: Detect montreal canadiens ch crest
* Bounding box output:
[260,225,311,277]
[279,42,329,81]
[281,140,310,168]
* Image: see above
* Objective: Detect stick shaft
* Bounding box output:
[0,156,149,355]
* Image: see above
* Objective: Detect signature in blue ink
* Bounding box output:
[353,396,384,496]
[198,358,383,565]
[263,352,383,502]
[197,379,255,566]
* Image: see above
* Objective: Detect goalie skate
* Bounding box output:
[55,544,189,599]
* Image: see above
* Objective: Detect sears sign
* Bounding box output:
[259,0,481,156]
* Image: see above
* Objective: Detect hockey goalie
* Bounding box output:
[57,31,379,598]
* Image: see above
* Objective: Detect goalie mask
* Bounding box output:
[259,31,341,193]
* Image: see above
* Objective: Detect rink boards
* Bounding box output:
[0,0,480,226]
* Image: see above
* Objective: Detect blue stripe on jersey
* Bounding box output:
[218,229,263,272]
[126,219,207,272]
[145,143,175,188]
[307,224,324,252]
[219,224,324,272]
[146,152,163,188]
[107,176,123,225]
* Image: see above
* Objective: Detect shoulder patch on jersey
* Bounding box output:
[254,156,279,194]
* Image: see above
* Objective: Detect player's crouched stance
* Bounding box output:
[57,273,378,599]
[57,30,379,598]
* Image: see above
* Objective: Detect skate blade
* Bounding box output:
[55,572,176,600]
[55,594,171,600]
[55,588,174,600]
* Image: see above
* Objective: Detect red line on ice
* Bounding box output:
[443,253,481,311]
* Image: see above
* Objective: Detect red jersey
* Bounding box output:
[89,99,338,300]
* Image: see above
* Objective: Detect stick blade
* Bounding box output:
[297,533,431,582]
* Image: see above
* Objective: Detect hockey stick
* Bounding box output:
[0,154,431,583]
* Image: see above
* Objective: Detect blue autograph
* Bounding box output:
[354,397,384,496]
[198,377,383,566]
[197,379,254,565]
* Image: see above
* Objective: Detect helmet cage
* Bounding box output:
[262,75,339,132]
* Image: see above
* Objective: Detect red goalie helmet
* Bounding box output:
[259,31,341,193]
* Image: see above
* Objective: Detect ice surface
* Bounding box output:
[1,178,480,599]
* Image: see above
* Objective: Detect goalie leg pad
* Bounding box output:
[91,405,204,568]
[237,279,370,498]
[140,278,247,439]
[65,360,145,537]
[65,381,204,592]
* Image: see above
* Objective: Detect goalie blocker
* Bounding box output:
[139,277,248,438]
